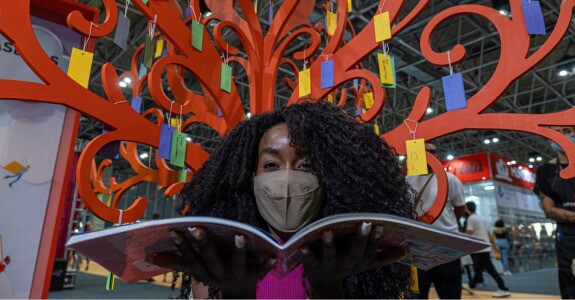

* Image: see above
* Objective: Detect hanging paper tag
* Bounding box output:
[220,63,232,93]
[347,0,352,12]
[442,72,467,111]
[406,139,428,176]
[162,48,168,57]
[355,108,362,116]
[68,47,93,88]
[520,0,546,35]
[217,108,223,117]
[298,68,311,97]
[178,169,187,183]
[378,53,395,87]
[374,11,392,42]
[170,117,179,127]
[191,20,204,51]
[326,11,337,36]
[353,79,358,89]
[114,12,131,50]
[327,94,334,103]
[143,35,155,69]
[320,60,334,89]
[170,131,187,167]
[410,266,419,293]
[185,7,191,18]
[374,124,380,135]
[138,63,147,79]
[154,40,164,58]
[98,127,120,159]
[130,96,142,113]
[269,3,274,24]
[364,92,374,109]
[158,124,175,159]
[382,56,396,88]
[106,272,115,291]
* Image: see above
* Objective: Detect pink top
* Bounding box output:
[256,264,306,299]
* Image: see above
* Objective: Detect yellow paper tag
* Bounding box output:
[68,47,93,88]
[410,266,419,293]
[327,11,337,36]
[406,138,428,175]
[347,0,352,12]
[374,12,391,42]
[154,39,164,58]
[170,118,179,127]
[298,68,311,97]
[378,53,395,85]
[327,94,334,103]
[364,92,374,109]
[374,124,380,135]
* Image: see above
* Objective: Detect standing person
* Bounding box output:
[534,126,575,299]
[147,101,415,299]
[463,201,511,298]
[493,220,512,276]
[406,143,466,299]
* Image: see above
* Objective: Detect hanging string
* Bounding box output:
[118,209,124,226]
[167,100,175,127]
[148,14,157,37]
[403,119,419,140]
[381,41,390,54]
[82,22,100,54]
[124,0,129,18]
[320,53,333,61]
[303,46,307,69]
[190,2,200,22]
[447,50,454,76]
[178,105,183,131]
[377,0,388,13]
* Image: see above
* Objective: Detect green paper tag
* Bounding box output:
[106,272,115,291]
[191,20,204,51]
[220,63,232,93]
[170,131,187,167]
[143,35,155,69]
[178,169,188,182]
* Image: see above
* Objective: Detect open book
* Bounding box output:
[66,213,490,283]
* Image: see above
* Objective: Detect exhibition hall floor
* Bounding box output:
[48,262,561,299]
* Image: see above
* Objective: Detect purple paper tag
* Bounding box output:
[162,48,168,57]
[131,96,142,114]
[355,108,361,116]
[521,0,546,35]
[98,127,121,158]
[269,4,274,24]
[320,60,334,89]
[158,124,175,159]
[442,72,467,111]
[185,7,191,18]
[217,108,222,117]
[113,12,131,50]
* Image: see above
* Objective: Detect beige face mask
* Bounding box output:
[253,170,324,232]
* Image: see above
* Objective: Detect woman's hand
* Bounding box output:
[146,227,276,298]
[301,223,408,298]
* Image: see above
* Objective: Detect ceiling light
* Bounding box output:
[558,70,570,77]
[426,107,433,114]
[399,155,405,161]
[246,112,251,118]
[529,158,535,162]
[484,139,491,144]
[511,160,516,165]
[139,153,148,159]
[119,81,128,88]
[186,137,192,142]
[506,162,511,165]
[492,137,499,143]
[122,77,133,84]
[518,166,523,170]
[529,164,534,168]
[536,156,542,161]
[484,185,495,190]
[447,154,454,160]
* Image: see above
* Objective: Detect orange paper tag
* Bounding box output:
[374,12,391,42]
[406,138,428,175]
[68,47,93,88]
[298,68,311,97]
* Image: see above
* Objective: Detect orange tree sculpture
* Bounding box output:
[0,0,574,224]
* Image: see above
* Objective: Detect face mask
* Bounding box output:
[550,134,575,152]
[253,170,324,232]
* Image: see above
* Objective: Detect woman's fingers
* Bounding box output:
[146,253,185,271]
[356,225,383,271]
[342,222,371,268]
[188,227,227,278]
[322,230,336,268]
[372,246,409,267]
[231,235,247,277]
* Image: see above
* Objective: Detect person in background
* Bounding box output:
[406,143,466,299]
[147,101,414,299]
[493,220,512,276]
[534,126,575,299]
[83,222,94,271]
[462,201,511,298]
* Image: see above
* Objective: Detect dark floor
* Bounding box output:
[462,268,559,295]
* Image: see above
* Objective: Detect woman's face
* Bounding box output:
[255,123,312,175]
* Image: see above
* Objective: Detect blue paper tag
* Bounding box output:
[113,12,130,50]
[217,108,222,117]
[158,124,175,159]
[355,108,361,116]
[162,48,167,57]
[442,72,467,111]
[320,60,334,89]
[131,96,142,114]
[269,4,274,24]
[521,0,546,35]
[99,127,120,159]
[138,63,147,79]
[185,7,191,18]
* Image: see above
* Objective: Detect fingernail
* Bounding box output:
[300,247,309,255]
[361,222,372,236]
[266,258,277,267]
[235,235,245,249]
[188,226,204,241]
[373,225,383,239]
[322,230,333,243]
[144,254,155,264]
[169,231,182,245]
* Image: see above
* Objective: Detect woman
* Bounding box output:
[494,220,512,276]
[151,101,415,298]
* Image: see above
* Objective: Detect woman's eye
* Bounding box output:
[298,161,312,170]
[263,161,279,169]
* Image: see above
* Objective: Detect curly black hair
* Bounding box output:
[174,100,415,298]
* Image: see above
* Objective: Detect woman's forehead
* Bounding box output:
[259,123,290,149]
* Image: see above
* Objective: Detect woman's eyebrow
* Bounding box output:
[259,147,280,156]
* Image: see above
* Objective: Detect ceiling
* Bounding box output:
[76,0,575,171]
